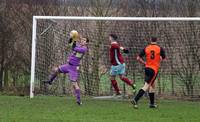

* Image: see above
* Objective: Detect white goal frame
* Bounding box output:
[30,16,200,98]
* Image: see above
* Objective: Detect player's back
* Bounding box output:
[145,44,162,72]
[110,42,124,65]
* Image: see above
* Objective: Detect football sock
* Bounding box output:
[111,80,120,94]
[48,73,57,83]
[75,89,81,102]
[120,77,133,86]
[134,89,145,103]
[149,92,155,105]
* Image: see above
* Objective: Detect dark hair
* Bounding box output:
[109,34,118,40]
[151,36,157,42]
[86,38,89,43]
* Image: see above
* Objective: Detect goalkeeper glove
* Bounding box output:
[123,49,129,54]
[68,38,76,49]
[72,41,76,49]
[67,38,76,50]
[68,38,73,44]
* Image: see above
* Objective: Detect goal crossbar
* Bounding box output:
[33,16,200,21]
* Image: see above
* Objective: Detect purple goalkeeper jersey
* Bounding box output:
[68,44,88,66]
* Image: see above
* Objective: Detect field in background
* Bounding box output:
[0,96,199,122]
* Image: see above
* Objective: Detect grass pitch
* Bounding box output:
[0,95,199,122]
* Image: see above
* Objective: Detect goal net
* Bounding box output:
[31,16,200,99]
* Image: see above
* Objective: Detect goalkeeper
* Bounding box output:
[44,31,89,105]
[109,34,136,96]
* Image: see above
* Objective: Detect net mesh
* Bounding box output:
[34,19,200,98]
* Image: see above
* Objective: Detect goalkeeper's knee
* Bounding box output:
[52,67,60,74]
[72,82,79,89]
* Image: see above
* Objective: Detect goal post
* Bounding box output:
[30,16,37,98]
[30,16,200,98]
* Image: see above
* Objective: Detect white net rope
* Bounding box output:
[34,19,200,98]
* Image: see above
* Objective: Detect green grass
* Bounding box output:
[0,96,200,122]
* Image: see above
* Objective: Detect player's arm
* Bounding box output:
[66,38,76,54]
[120,46,129,54]
[160,47,166,61]
[111,42,129,54]
[68,38,76,49]
[68,38,73,44]
[68,30,79,49]
[111,42,128,53]
[137,48,146,65]
[73,46,87,53]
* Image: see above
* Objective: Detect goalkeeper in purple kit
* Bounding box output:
[44,30,89,105]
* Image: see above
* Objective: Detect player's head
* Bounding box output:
[109,34,118,42]
[151,36,157,42]
[80,37,89,46]
[70,30,79,40]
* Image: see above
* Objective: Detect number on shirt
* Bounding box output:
[150,50,155,59]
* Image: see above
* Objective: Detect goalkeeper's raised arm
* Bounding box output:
[68,30,79,49]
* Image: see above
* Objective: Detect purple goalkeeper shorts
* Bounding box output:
[58,64,79,82]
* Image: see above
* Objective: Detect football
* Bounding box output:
[70,30,79,40]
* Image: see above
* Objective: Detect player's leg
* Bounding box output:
[43,67,60,85]
[69,65,82,105]
[110,65,121,95]
[110,76,121,95]
[43,64,69,85]
[119,74,133,86]
[71,81,82,105]
[131,82,150,108]
[149,77,158,108]
[119,74,136,93]
[118,63,136,92]
[131,68,155,108]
